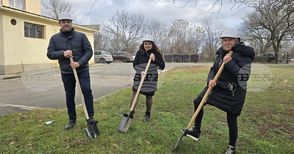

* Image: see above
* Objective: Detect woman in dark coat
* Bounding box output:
[185,34,255,154]
[131,38,165,122]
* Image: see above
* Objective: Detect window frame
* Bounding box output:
[9,0,26,11]
[24,22,45,39]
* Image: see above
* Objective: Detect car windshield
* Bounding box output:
[104,52,111,55]
[94,51,100,55]
[117,52,130,55]
[97,51,111,55]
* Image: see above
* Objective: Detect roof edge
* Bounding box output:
[0,5,96,32]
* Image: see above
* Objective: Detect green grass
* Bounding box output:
[0,64,293,153]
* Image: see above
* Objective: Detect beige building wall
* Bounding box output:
[25,0,41,14]
[1,0,8,6]
[0,13,4,73]
[2,13,52,73]
[0,7,95,74]
[2,0,40,14]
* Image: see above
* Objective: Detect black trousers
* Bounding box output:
[61,70,94,121]
[193,96,238,146]
[130,90,153,113]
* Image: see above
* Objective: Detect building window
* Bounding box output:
[9,0,25,10]
[24,22,45,39]
[11,19,17,25]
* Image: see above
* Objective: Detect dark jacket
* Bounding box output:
[132,49,165,95]
[199,44,255,116]
[47,29,93,74]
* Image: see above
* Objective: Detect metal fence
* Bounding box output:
[164,54,199,62]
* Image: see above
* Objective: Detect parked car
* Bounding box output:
[112,51,134,62]
[94,50,113,64]
[255,53,276,63]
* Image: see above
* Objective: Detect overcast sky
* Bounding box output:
[69,0,254,30]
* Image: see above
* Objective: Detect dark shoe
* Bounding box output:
[181,128,200,141]
[143,112,151,122]
[85,117,100,138]
[225,145,236,154]
[87,117,97,125]
[64,120,76,130]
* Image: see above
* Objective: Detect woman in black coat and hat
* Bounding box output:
[131,37,165,122]
[185,33,255,154]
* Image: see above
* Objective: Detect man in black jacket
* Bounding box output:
[185,33,255,154]
[47,13,96,130]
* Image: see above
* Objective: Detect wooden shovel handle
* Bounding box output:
[130,58,152,111]
[70,57,90,119]
[186,51,233,129]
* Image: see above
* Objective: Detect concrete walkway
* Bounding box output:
[0,63,207,116]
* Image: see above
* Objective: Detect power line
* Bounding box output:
[88,0,98,15]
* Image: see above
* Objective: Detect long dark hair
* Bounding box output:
[139,41,161,54]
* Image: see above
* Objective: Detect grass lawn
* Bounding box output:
[0,64,293,153]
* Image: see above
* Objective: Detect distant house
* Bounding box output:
[82,25,100,32]
[0,0,96,75]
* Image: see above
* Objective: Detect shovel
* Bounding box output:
[118,58,152,133]
[172,51,233,151]
[70,57,100,138]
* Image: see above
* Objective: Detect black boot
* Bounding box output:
[181,128,201,141]
[86,117,100,138]
[143,111,151,122]
[88,116,97,124]
[64,120,76,130]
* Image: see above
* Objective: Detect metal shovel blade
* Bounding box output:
[85,119,100,138]
[172,129,188,152]
[118,112,133,133]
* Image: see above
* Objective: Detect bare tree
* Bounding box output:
[147,20,169,53]
[289,43,294,60]
[148,21,167,43]
[280,41,294,63]
[105,11,147,53]
[95,30,110,51]
[201,21,224,61]
[166,19,204,55]
[239,21,271,55]
[159,0,258,11]
[94,24,120,52]
[185,26,204,54]
[168,19,190,54]
[41,0,74,20]
[243,0,294,62]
